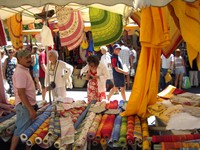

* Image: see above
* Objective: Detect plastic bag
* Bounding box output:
[3,79,9,91]
[164,72,172,83]
[130,68,135,77]
[182,76,191,89]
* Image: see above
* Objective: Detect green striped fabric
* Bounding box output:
[89,7,123,49]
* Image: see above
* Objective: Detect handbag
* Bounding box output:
[164,72,172,83]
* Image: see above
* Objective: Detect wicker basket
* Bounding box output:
[72,75,87,88]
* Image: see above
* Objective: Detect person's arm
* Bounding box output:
[31,55,36,66]
[17,88,37,120]
[111,58,128,75]
[41,63,46,73]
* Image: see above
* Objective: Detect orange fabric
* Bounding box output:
[6,13,23,50]
[121,6,170,118]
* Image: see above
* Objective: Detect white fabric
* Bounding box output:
[161,54,174,69]
[80,62,109,93]
[131,49,137,64]
[166,112,200,130]
[40,25,54,47]
[100,52,112,79]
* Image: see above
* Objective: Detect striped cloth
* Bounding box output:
[126,116,135,145]
[6,13,23,50]
[89,7,123,49]
[134,116,142,147]
[162,142,200,149]
[101,114,115,140]
[141,119,150,150]
[118,116,127,147]
[55,6,84,50]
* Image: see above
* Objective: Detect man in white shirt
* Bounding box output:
[160,54,174,90]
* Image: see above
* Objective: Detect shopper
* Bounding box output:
[107,44,129,101]
[81,55,109,103]
[10,50,38,150]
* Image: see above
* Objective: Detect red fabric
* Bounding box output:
[109,100,118,109]
[95,114,108,140]
[172,88,186,95]
[126,116,135,145]
[152,134,200,143]
[101,114,115,140]
[111,58,117,68]
[162,142,200,150]
[0,20,6,46]
[39,51,47,78]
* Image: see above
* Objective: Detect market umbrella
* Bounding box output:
[121,6,170,118]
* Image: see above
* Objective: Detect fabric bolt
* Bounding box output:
[109,100,119,109]
[35,127,49,144]
[118,116,127,147]
[0,112,15,123]
[162,142,200,150]
[6,123,16,135]
[89,7,123,49]
[95,114,108,141]
[74,111,96,150]
[74,100,96,129]
[118,100,125,108]
[0,115,16,134]
[6,13,23,50]
[126,116,135,145]
[121,6,170,118]
[26,117,50,147]
[20,106,52,142]
[56,6,84,50]
[141,119,150,150]
[101,114,115,140]
[87,114,102,140]
[0,19,6,46]
[110,114,122,144]
[134,116,142,146]
[152,134,200,143]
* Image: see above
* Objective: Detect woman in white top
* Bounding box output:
[174,49,185,89]
[81,55,109,103]
[45,50,73,98]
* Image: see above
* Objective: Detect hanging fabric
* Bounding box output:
[0,19,7,46]
[6,13,23,50]
[55,6,84,51]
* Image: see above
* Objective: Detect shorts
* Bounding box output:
[39,77,45,89]
[33,70,39,78]
[175,67,185,75]
[113,74,125,87]
[14,104,32,136]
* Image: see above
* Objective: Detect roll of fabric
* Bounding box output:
[110,114,122,144]
[26,117,50,147]
[0,112,15,123]
[152,134,200,143]
[95,114,108,140]
[141,119,150,150]
[118,116,127,147]
[101,114,115,140]
[74,100,96,129]
[74,111,96,150]
[0,115,16,134]
[134,116,142,146]
[35,127,49,144]
[87,114,102,140]
[54,138,61,148]
[126,116,135,145]
[47,104,56,136]
[20,105,52,142]
[109,100,119,109]
[100,138,107,150]
[118,100,125,108]
[6,123,16,135]
[162,142,200,149]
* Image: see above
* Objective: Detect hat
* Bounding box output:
[175,49,181,52]
[17,50,31,58]
[113,44,121,50]
[100,46,108,51]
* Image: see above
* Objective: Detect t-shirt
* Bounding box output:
[161,54,174,69]
[12,64,36,106]
[39,51,47,78]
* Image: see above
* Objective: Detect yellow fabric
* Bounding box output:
[121,7,170,118]
[164,72,172,83]
[157,85,176,99]
[170,0,200,70]
[6,13,23,50]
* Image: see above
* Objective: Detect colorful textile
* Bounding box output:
[87,114,102,140]
[89,7,123,49]
[134,116,142,147]
[0,115,16,134]
[0,112,15,123]
[74,100,96,129]
[152,134,200,143]
[0,59,6,104]
[6,13,23,50]
[109,114,122,145]
[95,114,108,141]
[141,119,150,150]
[126,116,135,145]
[101,114,115,140]
[56,6,84,50]
[20,105,52,142]
[118,116,127,147]
[162,142,200,150]
[121,6,170,118]
[0,19,6,46]
[26,117,50,147]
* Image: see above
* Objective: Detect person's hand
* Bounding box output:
[124,71,129,75]
[29,109,37,120]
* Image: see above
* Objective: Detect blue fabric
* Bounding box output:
[0,112,15,123]
[74,100,96,129]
